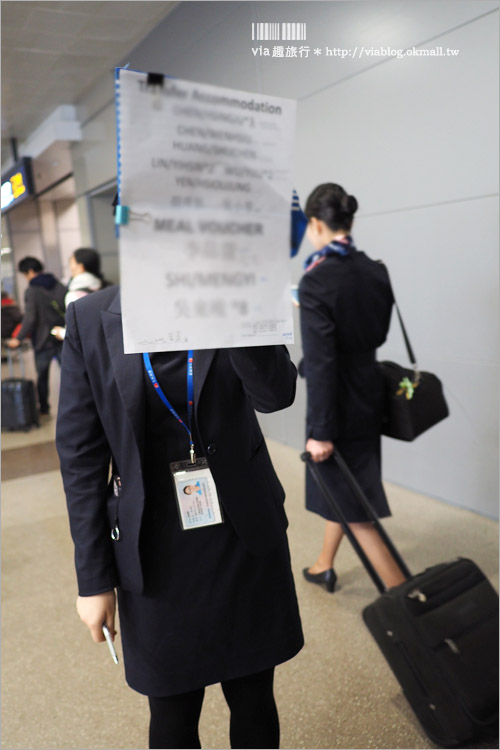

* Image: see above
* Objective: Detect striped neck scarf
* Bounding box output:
[304,235,355,272]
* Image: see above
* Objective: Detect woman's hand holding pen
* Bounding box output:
[306,438,334,463]
[76,590,116,643]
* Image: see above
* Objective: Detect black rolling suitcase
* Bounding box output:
[1,348,39,431]
[302,451,499,748]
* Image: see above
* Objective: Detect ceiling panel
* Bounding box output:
[65,37,126,58]
[23,7,90,36]
[1,0,178,152]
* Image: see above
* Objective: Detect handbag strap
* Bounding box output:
[394,303,417,368]
[380,262,420,381]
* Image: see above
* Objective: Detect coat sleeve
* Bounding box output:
[55,303,118,596]
[228,345,297,413]
[299,271,339,441]
[16,288,37,341]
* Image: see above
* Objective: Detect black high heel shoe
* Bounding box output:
[303,567,337,593]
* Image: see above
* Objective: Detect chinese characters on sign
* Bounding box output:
[116,69,297,353]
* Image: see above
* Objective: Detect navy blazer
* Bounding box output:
[56,287,296,596]
[299,248,394,442]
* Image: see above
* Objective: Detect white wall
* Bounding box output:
[54,199,83,284]
[70,0,499,517]
[291,5,500,518]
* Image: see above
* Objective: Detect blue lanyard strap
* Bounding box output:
[187,352,194,432]
[143,351,196,463]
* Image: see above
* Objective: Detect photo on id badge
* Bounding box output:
[172,462,224,530]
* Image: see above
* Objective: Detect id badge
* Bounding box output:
[170,457,224,531]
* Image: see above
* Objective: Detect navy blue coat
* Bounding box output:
[299,247,394,442]
[56,287,296,596]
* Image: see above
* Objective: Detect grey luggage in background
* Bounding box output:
[1,348,39,431]
[302,451,499,748]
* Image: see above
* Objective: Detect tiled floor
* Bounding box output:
[1,350,498,749]
[2,441,60,480]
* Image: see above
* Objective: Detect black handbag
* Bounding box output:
[380,299,449,441]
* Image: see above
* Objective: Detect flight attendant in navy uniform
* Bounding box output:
[56,286,303,749]
[298,183,407,593]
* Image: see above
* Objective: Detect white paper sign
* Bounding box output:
[115,68,297,353]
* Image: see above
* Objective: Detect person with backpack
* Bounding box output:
[7,257,66,416]
[51,247,110,341]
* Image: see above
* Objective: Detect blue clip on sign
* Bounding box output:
[115,205,130,225]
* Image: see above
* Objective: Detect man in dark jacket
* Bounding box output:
[7,256,66,415]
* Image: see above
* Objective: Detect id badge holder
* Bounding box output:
[170,457,224,531]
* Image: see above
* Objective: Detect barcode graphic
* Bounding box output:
[251,22,307,41]
[282,22,307,40]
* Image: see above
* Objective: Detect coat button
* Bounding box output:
[207,443,217,455]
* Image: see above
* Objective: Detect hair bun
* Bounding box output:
[304,183,357,232]
[341,194,358,215]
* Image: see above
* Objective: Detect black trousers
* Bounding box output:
[148,667,279,749]
[34,343,62,413]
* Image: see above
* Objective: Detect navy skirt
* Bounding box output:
[306,436,391,523]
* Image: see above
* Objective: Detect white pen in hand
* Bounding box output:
[102,624,119,664]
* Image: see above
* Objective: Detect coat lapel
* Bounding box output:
[101,291,217,453]
[101,293,145,456]
[193,349,216,419]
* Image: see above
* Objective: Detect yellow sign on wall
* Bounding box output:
[1,158,33,211]
[10,172,26,200]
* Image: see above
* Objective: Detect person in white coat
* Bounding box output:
[52,248,109,340]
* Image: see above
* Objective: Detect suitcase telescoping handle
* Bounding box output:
[301,450,411,593]
[6,346,26,379]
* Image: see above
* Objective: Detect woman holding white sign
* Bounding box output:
[56,286,303,749]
